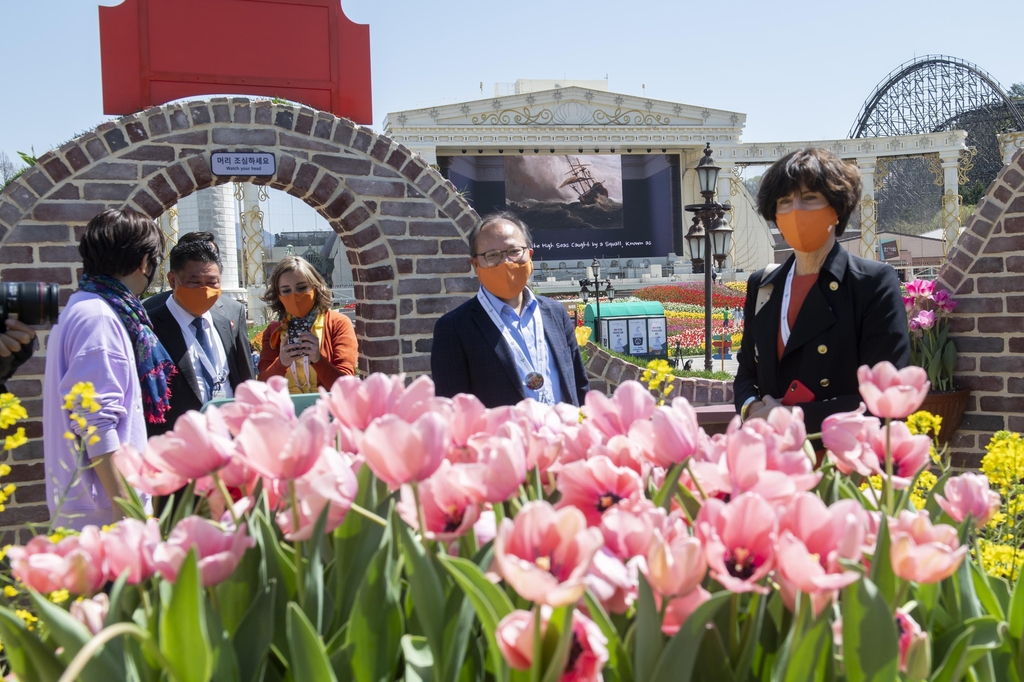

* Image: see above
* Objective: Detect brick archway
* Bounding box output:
[0,98,478,533]
[935,148,1024,467]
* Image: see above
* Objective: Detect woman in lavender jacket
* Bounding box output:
[42,209,177,529]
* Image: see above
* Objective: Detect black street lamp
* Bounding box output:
[684,143,734,371]
[579,258,615,345]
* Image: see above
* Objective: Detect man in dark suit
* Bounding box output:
[431,212,589,408]
[144,232,253,436]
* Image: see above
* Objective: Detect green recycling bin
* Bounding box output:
[583,301,668,359]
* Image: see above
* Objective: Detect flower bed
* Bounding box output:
[0,363,1019,682]
[634,282,745,309]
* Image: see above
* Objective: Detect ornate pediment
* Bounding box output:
[385,87,744,131]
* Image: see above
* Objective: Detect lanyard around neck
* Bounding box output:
[780,265,797,347]
[476,288,553,403]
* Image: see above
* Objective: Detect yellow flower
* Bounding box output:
[47,589,69,605]
[574,326,592,347]
[911,470,937,510]
[88,435,100,446]
[3,586,17,598]
[981,431,1024,490]
[0,464,11,477]
[0,545,10,562]
[906,411,942,438]
[977,539,1023,581]
[664,383,675,396]
[4,427,27,451]
[64,432,76,441]
[0,393,28,430]
[15,609,37,630]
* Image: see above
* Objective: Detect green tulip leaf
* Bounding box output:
[841,577,899,682]
[26,589,124,681]
[648,590,731,682]
[288,602,339,682]
[160,548,212,682]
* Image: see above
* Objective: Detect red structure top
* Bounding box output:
[99,0,371,123]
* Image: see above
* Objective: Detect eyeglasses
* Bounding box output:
[474,246,530,267]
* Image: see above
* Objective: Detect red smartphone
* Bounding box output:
[782,379,815,406]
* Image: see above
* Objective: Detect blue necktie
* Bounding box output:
[190,317,216,400]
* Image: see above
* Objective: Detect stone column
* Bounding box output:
[998,132,1024,166]
[856,158,879,261]
[939,150,962,256]
[175,185,245,300]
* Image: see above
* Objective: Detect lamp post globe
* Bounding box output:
[695,143,721,196]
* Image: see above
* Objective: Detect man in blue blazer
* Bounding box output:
[431,212,589,408]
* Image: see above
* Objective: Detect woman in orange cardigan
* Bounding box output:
[258,256,357,393]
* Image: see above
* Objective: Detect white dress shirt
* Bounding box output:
[165,294,233,402]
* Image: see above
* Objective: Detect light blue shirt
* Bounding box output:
[479,287,563,404]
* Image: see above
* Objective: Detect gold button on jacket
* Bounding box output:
[820,378,830,387]
[817,345,827,354]
[829,281,839,291]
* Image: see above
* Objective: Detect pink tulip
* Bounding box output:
[397,461,481,542]
[70,593,109,635]
[935,473,1001,527]
[220,376,295,435]
[8,527,107,595]
[584,381,656,439]
[599,501,666,560]
[822,405,884,478]
[511,400,580,471]
[896,607,930,676]
[493,501,604,606]
[559,420,606,467]
[888,510,967,584]
[142,406,235,479]
[361,411,449,488]
[721,421,818,503]
[933,289,957,314]
[906,279,935,300]
[912,310,935,330]
[275,449,359,541]
[857,362,930,420]
[632,398,701,468]
[909,318,921,332]
[324,373,434,431]
[775,495,866,614]
[495,608,607,682]
[584,548,636,614]
[695,493,776,594]
[641,515,706,599]
[474,510,497,547]
[235,404,329,480]
[660,586,712,636]
[867,420,932,489]
[113,443,189,496]
[461,425,528,503]
[152,516,255,586]
[588,435,647,478]
[902,295,915,312]
[556,455,643,526]
[101,518,161,584]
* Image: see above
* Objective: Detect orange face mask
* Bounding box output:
[279,290,316,318]
[775,206,838,253]
[174,285,221,317]
[476,260,534,300]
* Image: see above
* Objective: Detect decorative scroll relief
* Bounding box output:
[471,104,673,126]
[958,146,978,186]
[859,195,879,259]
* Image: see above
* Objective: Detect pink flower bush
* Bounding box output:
[857,362,930,420]
[888,511,967,584]
[496,608,608,682]
[361,412,449,488]
[493,501,603,606]
[935,473,1001,526]
[152,517,255,586]
[696,493,776,594]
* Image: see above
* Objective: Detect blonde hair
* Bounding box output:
[261,255,333,320]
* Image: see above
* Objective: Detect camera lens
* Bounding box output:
[1,282,60,325]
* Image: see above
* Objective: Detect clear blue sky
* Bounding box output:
[1,0,1021,169]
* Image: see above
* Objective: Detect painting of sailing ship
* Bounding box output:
[504,155,624,231]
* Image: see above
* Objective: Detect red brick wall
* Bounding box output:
[0,97,477,537]
[937,148,1024,468]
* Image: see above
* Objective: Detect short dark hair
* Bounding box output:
[467,211,534,255]
[79,208,164,278]
[756,148,862,237]
[169,231,222,273]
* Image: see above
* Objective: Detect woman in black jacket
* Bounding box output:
[734,148,910,438]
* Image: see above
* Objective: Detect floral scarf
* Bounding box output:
[78,275,177,424]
